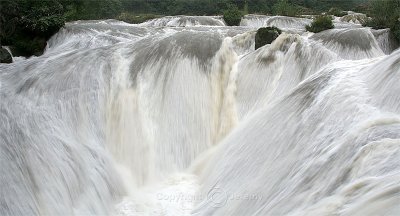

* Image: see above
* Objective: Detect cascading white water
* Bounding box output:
[1,15,399,216]
[240,15,271,27]
[139,16,225,27]
[240,15,312,33]
[235,33,338,119]
[372,28,400,55]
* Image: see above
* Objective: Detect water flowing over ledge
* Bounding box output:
[0,15,400,216]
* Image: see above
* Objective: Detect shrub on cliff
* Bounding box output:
[223,5,242,26]
[362,0,400,42]
[255,26,282,49]
[306,15,334,33]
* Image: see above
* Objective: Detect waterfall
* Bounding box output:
[372,28,400,55]
[240,15,271,27]
[139,16,225,27]
[1,14,399,216]
[310,28,384,60]
[240,15,312,32]
[192,50,400,216]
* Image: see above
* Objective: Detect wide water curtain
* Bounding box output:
[1,15,400,216]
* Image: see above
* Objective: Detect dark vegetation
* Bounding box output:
[306,15,334,33]
[362,0,400,42]
[0,0,65,56]
[223,5,243,26]
[1,0,398,58]
[255,26,282,49]
[272,0,298,17]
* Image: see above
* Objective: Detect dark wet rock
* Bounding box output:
[0,47,12,63]
[255,27,282,50]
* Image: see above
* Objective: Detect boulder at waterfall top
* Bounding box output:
[0,47,12,63]
[255,27,282,50]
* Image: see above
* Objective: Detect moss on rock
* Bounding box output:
[255,27,282,50]
[306,15,334,33]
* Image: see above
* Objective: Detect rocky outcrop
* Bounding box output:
[0,47,12,63]
[255,27,282,50]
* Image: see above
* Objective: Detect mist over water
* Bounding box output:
[1,15,399,216]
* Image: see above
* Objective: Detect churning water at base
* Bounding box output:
[0,15,400,216]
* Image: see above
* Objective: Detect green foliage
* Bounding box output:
[18,0,65,37]
[255,26,282,49]
[223,5,243,26]
[299,0,365,12]
[243,1,249,15]
[306,15,334,33]
[0,0,19,43]
[272,0,297,17]
[118,0,349,16]
[247,0,271,14]
[0,0,65,57]
[363,1,400,27]
[63,0,122,20]
[328,7,347,17]
[295,5,317,15]
[392,20,400,42]
[363,0,400,42]
[117,13,162,24]
[120,0,229,16]
[354,2,369,14]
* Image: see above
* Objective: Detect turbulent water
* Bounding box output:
[1,15,400,216]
